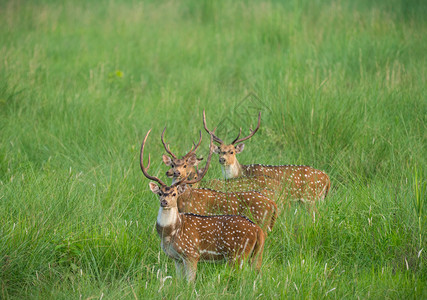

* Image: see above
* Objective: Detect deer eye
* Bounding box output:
[173,193,176,196]
[171,164,175,168]
[230,151,234,154]
[183,165,187,168]
[158,192,162,196]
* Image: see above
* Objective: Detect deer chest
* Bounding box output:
[160,239,183,260]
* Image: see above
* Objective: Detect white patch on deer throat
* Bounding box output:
[157,207,179,228]
[222,163,241,179]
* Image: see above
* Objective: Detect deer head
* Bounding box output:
[203,110,261,168]
[141,129,214,209]
[161,127,204,184]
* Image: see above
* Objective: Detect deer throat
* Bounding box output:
[156,207,180,234]
[222,162,242,179]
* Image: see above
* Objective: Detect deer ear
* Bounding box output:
[186,154,198,166]
[162,155,172,166]
[213,144,220,154]
[186,155,203,166]
[177,184,187,195]
[149,182,160,194]
[235,143,245,154]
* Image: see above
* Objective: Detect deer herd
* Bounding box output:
[139,110,331,281]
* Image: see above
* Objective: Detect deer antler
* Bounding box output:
[184,130,202,158]
[181,134,214,185]
[140,129,167,186]
[203,110,224,144]
[231,128,242,144]
[161,127,177,159]
[232,112,261,145]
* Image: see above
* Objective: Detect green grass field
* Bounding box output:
[0,0,426,298]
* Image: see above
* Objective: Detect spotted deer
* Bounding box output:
[203,110,331,204]
[161,127,204,185]
[140,129,265,281]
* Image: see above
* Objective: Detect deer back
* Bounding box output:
[202,175,281,195]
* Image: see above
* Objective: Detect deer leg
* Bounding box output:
[306,201,319,223]
[226,245,246,270]
[260,210,268,232]
[250,229,265,270]
[227,255,243,269]
[268,202,278,232]
[174,260,185,279]
[230,237,256,269]
[259,210,273,234]
[319,185,327,201]
[183,258,199,282]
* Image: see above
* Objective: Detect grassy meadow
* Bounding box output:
[0,0,426,298]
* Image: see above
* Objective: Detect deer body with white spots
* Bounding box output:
[203,110,331,204]
[177,185,278,232]
[140,130,265,282]
[242,164,331,203]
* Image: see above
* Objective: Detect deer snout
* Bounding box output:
[219,157,226,164]
[160,200,168,207]
[173,170,181,177]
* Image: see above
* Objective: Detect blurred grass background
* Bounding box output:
[0,0,426,298]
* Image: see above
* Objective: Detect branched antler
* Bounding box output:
[232,112,261,145]
[203,110,261,145]
[203,110,224,144]
[161,127,177,159]
[184,131,202,158]
[140,129,167,186]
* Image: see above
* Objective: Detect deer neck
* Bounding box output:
[222,160,243,179]
[156,207,182,240]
